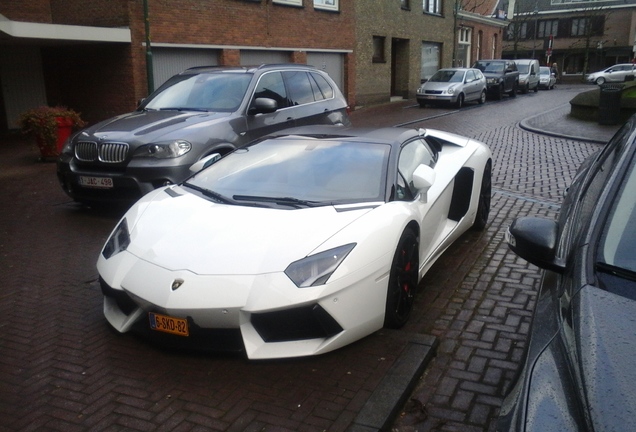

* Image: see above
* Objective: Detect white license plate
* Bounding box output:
[79,176,113,189]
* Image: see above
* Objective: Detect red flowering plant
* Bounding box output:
[18,106,86,158]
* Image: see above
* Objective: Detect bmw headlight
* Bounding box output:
[285,243,356,288]
[102,218,130,259]
[133,140,192,159]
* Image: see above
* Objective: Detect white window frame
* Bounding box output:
[314,0,338,11]
[423,0,442,15]
[273,0,303,6]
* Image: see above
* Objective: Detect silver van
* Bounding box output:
[515,59,540,94]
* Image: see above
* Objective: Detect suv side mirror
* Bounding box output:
[249,98,278,115]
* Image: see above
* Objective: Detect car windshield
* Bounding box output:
[429,70,465,83]
[187,137,390,207]
[540,67,550,75]
[474,62,504,73]
[144,73,252,112]
[517,64,530,74]
[598,156,636,276]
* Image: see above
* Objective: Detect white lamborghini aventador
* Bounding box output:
[97,125,492,359]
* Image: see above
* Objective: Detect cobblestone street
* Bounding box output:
[0,84,612,431]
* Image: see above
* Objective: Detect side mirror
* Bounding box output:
[505,217,565,273]
[412,164,436,202]
[190,153,221,173]
[249,98,278,115]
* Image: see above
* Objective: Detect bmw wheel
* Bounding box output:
[596,77,605,85]
[384,228,419,329]
[472,160,492,231]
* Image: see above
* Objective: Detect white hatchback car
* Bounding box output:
[586,63,636,85]
[417,68,487,108]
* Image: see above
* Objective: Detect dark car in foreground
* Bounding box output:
[57,64,351,206]
[498,114,636,431]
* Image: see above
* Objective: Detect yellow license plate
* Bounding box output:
[149,312,189,336]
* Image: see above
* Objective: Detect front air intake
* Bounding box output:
[251,304,343,342]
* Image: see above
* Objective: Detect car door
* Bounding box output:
[395,137,456,266]
[464,70,478,101]
[244,71,296,143]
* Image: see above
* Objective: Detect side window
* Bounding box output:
[310,72,335,100]
[252,72,289,109]
[396,139,436,201]
[466,70,475,81]
[283,71,316,106]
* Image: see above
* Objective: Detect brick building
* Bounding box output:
[354,0,508,106]
[0,0,354,130]
[501,0,636,77]
[0,0,507,130]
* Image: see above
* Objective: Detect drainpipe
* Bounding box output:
[144,0,154,94]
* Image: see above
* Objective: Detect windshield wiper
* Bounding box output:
[158,107,209,112]
[233,195,323,208]
[596,262,636,282]
[182,182,235,204]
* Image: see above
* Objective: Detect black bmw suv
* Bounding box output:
[57,64,351,206]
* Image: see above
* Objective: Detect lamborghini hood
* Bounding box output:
[122,186,376,275]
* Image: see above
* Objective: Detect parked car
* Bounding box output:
[498,114,636,431]
[416,68,487,108]
[57,64,351,207]
[586,63,636,85]
[472,59,519,100]
[514,59,540,94]
[538,66,556,90]
[97,125,492,359]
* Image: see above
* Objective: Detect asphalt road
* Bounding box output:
[0,84,604,431]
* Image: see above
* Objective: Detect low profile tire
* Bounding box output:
[472,160,492,231]
[596,77,605,85]
[384,228,419,329]
[478,90,486,104]
[455,93,464,109]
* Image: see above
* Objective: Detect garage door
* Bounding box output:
[152,48,219,88]
[307,52,344,92]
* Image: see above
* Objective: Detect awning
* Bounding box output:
[0,13,131,45]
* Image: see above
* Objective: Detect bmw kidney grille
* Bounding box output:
[75,141,129,163]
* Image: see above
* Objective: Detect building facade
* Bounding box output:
[501,0,636,77]
[0,0,507,131]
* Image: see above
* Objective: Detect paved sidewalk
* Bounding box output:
[520,102,620,144]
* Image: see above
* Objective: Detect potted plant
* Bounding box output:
[18,106,86,160]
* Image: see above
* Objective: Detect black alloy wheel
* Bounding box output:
[384,228,419,329]
[472,160,492,231]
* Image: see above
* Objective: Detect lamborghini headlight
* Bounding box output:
[285,243,356,288]
[102,218,130,259]
[133,140,192,159]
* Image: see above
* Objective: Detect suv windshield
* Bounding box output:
[474,62,504,73]
[144,73,252,112]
